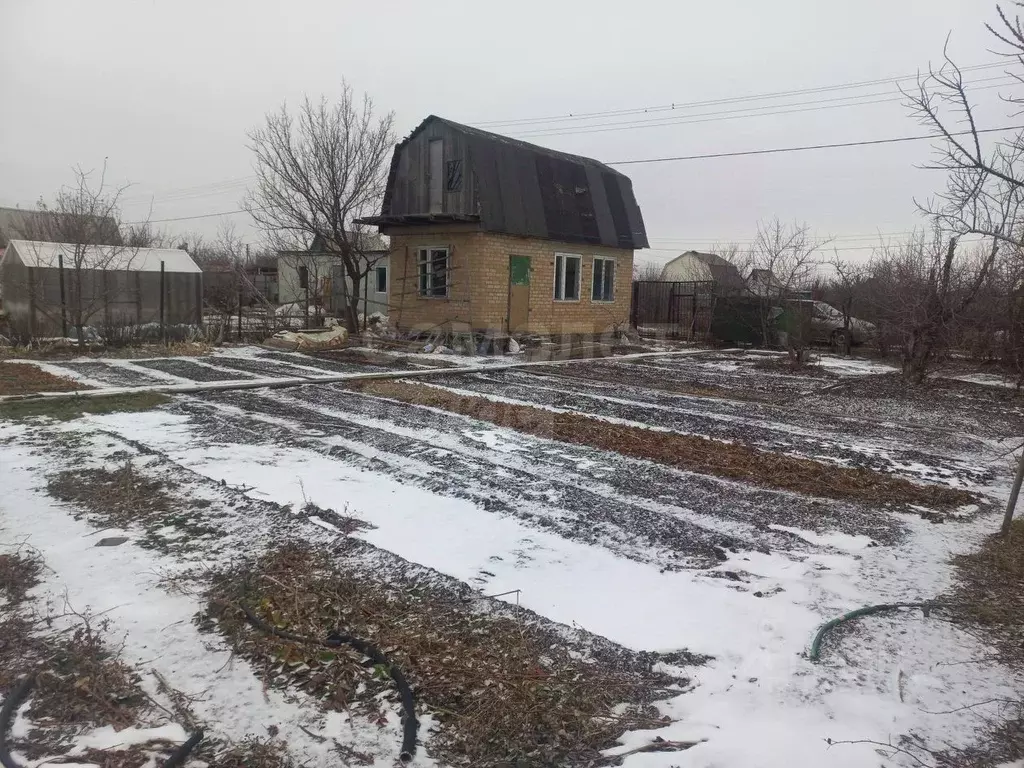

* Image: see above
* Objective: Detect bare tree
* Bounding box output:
[865,230,1001,382]
[726,219,828,359]
[17,164,139,346]
[894,2,1024,380]
[245,82,395,333]
[632,260,665,281]
[824,254,868,355]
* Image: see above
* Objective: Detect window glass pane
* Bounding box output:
[376,266,387,293]
[431,249,447,296]
[554,254,564,300]
[418,250,428,295]
[592,259,603,300]
[603,260,614,300]
[565,257,579,300]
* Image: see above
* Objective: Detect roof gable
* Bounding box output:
[0,207,122,249]
[373,115,648,250]
[6,240,201,273]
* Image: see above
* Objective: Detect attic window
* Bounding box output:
[446,160,463,191]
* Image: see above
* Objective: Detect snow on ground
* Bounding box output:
[56,399,1020,766]
[0,428,432,767]
[813,355,900,376]
[2,347,1022,766]
[953,372,1019,389]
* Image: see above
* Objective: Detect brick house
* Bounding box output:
[357,116,648,338]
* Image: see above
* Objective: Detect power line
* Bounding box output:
[130,208,248,224]
[510,79,1013,139]
[474,60,1010,128]
[127,126,1024,225]
[607,124,1024,165]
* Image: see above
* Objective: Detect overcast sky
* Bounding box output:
[0,0,1008,265]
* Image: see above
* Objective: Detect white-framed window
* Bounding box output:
[553,253,581,301]
[592,256,615,302]
[418,247,449,298]
[375,265,388,293]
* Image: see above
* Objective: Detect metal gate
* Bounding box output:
[630,280,714,339]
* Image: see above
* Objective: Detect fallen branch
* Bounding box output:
[0,674,202,768]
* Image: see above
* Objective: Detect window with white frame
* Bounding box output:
[375,265,388,293]
[553,253,581,301]
[592,256,615,301]
[418,247,449,297]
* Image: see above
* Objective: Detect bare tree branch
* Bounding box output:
[245,82,395,332]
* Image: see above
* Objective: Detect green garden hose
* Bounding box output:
[809,601,940,661]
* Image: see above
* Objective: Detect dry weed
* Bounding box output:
[951,520,1024,660]
[0,549,43,606]
[28,623,146,731]
[203,543,679,767]
[0,362,87,396]
[203,736,296,768]
[48,461,173,529]
[351,380,976,510]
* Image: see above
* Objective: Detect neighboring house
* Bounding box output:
[0,239,202,338]
[356,115,648,336]
[277,233,389,317]
[747,268,785,297]
[0,207,122,254]
[658,251,744,293]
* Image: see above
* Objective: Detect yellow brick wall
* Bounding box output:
[384,226,635,336]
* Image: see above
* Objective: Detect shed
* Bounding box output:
[659,251,744,293]
[0,239,203,338]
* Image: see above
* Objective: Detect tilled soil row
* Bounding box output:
[273,383,901,541]
[431,371,992,488]
[350,379,978,511]
[181,392,744,567]
[15,419,690,768]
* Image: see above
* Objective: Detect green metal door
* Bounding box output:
[508,255,530,331]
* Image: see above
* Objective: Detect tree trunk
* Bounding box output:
[344,271,361,334]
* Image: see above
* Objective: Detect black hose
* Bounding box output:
[0,676,35,768]
[238,605,418,761]
[161,729,204,768]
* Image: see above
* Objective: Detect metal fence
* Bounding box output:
[630,280,715,339]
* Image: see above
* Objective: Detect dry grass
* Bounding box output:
[0,549,150,762]
[0,550,43,606]
[0,341,213,362]
[351,380,977,510]
[0,391,171,421]
[27,624,146,732]
[204,543,678,767]
[48,461,174,529]
[936,524,1024,766]
[951,520,1024,659]
[0,362,88,395]
[202,737,296,768]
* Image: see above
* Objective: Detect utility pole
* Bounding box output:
[57,250,68,339]
[159,260,167,346]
